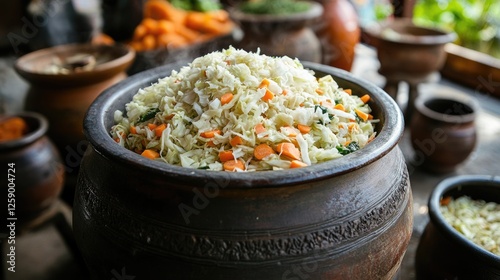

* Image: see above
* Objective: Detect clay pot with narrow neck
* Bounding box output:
[0,112,64,223]
[72,61,412,279]
[313,0,361,71]
[409,92,478,173]
[228,2,323,63]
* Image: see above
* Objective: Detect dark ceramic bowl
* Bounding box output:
[0,112,64,220]
[416,175,500,279]
[74,60,412,279]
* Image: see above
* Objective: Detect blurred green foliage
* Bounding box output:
[413,0,500,58]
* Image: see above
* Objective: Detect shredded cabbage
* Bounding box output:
[441,196,500,255]
[111,47,378,171]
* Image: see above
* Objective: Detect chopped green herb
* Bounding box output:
[336,141,360,155]
[139,108,160,123]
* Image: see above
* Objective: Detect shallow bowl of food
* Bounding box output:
[415,175,500,279]
[73,48,412,279]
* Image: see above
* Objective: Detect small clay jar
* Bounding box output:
[409,92,478,173]
[0,112,65,222]
[228,2,323,63]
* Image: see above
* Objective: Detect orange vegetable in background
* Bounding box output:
[128,0,234,51]
[0,117,27,141]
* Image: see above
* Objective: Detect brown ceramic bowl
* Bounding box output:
[73,60,412,279]
[14,43,135,87]
[416,175,500,279]
[364,18,456,79]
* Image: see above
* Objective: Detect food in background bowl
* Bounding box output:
[416,175,500,279]
[111,47,377,171]
[440,196,500,255]
[128,0,234,51]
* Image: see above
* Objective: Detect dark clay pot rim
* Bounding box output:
[83,60,404,188]
[0,112,48,150]
[414,92,478,124]
[428,174,500,265]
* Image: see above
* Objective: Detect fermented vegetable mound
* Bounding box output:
[441,196,500,255]
[111,47,378,171]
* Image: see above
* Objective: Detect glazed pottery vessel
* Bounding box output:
[73,61,412,279]
[409,92,477,173]
[0,112,64,222]
[228,2,323,63]
[15,43,135,193]
[313,0,361,71]
[415,175,500,279]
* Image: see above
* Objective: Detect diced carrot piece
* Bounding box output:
[219,150,234,162]
[141,18,158,34]
[355,108,369,122]
[344,89,352,95]
[254,143,275,160]
[157,19,175,34]
[200,129,221,138]
[276,142,301,160]
[154,123,167,137]
[165,113,175,120]
[259,78,270,88]
[133,24,147,40]
[142,34,157,50]
[348,123,356,132]
[315,88,324,95]
[223,159,245,171]
[141,149,160,159]
[129,126,137,134]
[360,94,371,103]
[207,140,216,147]
[297,124,311,134]
[220,92,234,105]
[147,123,158,130]
[368,113,374,120]
[254,123,266,135]
[334,104,345,111]
[290,160,308,168]
[230,135,243,147]
[440,196,452,206]
[282,89,288,96]
[261,89,274,101]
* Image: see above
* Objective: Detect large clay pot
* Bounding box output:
[73,61,412,279]
[228,2,323,63]
[313,0,361,71]
[409,92,478,173]
[415,175,500,279]
[14,43,135,191]
[0,112,64,222]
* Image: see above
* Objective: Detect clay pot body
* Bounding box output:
[0,113,64,221]
[15,43,135,189]
[365,18,455,79]
[313,0,361,71]
[229,3,323,63]
[409,93,477,173]
[415,175,500,279]
[73,62,412,279]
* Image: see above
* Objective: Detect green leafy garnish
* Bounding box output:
[138,108,160,123]
[336,142,360,155]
